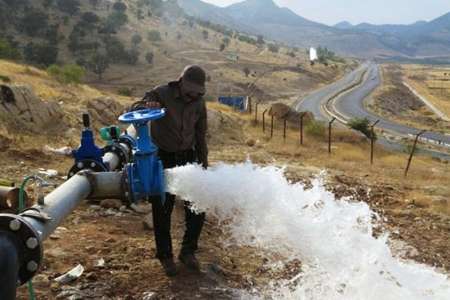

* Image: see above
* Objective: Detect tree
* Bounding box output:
[89,0,99,8]
[202,30,208,40]
[23,42,58,66]
[81,12,100,24]
[103,35,127,62]
[348,118,376,140]
[112,1,127,12]
[145,52,154,64]
[125,48,139,65]
[268,44,279,53]
[243,67,250,77]
[56,0,80,16]
[87,53,109,80]
[19,11,48,36]
[219,43,225,52]
[147,30,162,41]
[131,34,142,47]
[101,11,128,33]
[222,37,230,47]
[257,35,265,45]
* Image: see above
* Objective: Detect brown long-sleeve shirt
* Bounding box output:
[131,81,208,167]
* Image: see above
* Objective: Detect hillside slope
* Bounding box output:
[179,0,450,59]
[0,0,348,101]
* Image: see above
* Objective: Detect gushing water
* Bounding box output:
[167,162,450,299]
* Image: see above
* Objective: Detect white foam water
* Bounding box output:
[166,162,450,300]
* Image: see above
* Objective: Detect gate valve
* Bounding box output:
[118,109,166,204]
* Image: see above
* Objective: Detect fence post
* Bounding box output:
[328,117,336,154]
[270,115,274,139]
[300,112,306,145]
[248,96,252,114]
[262,109,268,133]
[283,118,287,141]
[254,102,259,124]
[404,130,426,177]
[370,120,380,165]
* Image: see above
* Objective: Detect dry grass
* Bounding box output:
[403,64,450,120]
[221,106,450,216]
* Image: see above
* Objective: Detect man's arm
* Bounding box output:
[195,102,208,169]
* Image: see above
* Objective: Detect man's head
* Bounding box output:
[179,65,206,102]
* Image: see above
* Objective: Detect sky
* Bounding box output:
[201,0,450,25]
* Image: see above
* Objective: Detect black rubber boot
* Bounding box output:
[159,257,178,277]
[178,253,200,271]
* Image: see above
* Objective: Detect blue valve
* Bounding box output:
[119,108,167,204]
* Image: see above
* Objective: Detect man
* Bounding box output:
[129,65,208,277]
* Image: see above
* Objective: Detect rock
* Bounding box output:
[100,199,122,210]
[142,214,153,231]
[130,202,152,214]
[142,292,157,300]
[246,139,256,147]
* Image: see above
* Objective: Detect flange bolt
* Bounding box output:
[9,219,21,231]
[26,237,39,250]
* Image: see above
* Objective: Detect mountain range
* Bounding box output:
[178,0,450,59]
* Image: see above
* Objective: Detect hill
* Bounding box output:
[0,0,347,100]
[179,0,450,59]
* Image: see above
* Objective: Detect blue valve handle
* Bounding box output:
[119,108,166,124]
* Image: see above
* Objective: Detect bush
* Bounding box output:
[118,87,132,96]
[0,39,21,60]
[147,30,162,41]
[348,117,376,140]
[0,75,11,82]
[305,120,326,137]
[47,64,85,84]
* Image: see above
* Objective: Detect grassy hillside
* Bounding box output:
[0,0,350,102]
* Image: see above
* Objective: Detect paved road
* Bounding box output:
[295,62,450,159]
[333,63,450,146]
[294,63,368,121]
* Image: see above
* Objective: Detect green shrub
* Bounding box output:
[347,117,376,140]
[118,87,132,96]
[147,30,162,42]
[0,39,21,60]
[47,64,85,84]
[0,75,11,82]
[305,120,326,137]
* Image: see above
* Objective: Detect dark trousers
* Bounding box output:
[151,149,205,259]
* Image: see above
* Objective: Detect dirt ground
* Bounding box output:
[2,112,448,299]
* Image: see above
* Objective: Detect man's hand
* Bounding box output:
[145,101,161,109]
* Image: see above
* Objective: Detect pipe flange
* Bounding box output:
[67,159,108,179]
[0,213,43,286]
[121,164,135,205]
[104,143,129,170]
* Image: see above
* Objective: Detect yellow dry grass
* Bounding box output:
[403,65,450,119]
[221,106,450,216]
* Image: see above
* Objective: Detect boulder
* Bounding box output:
[0,84,64,132]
